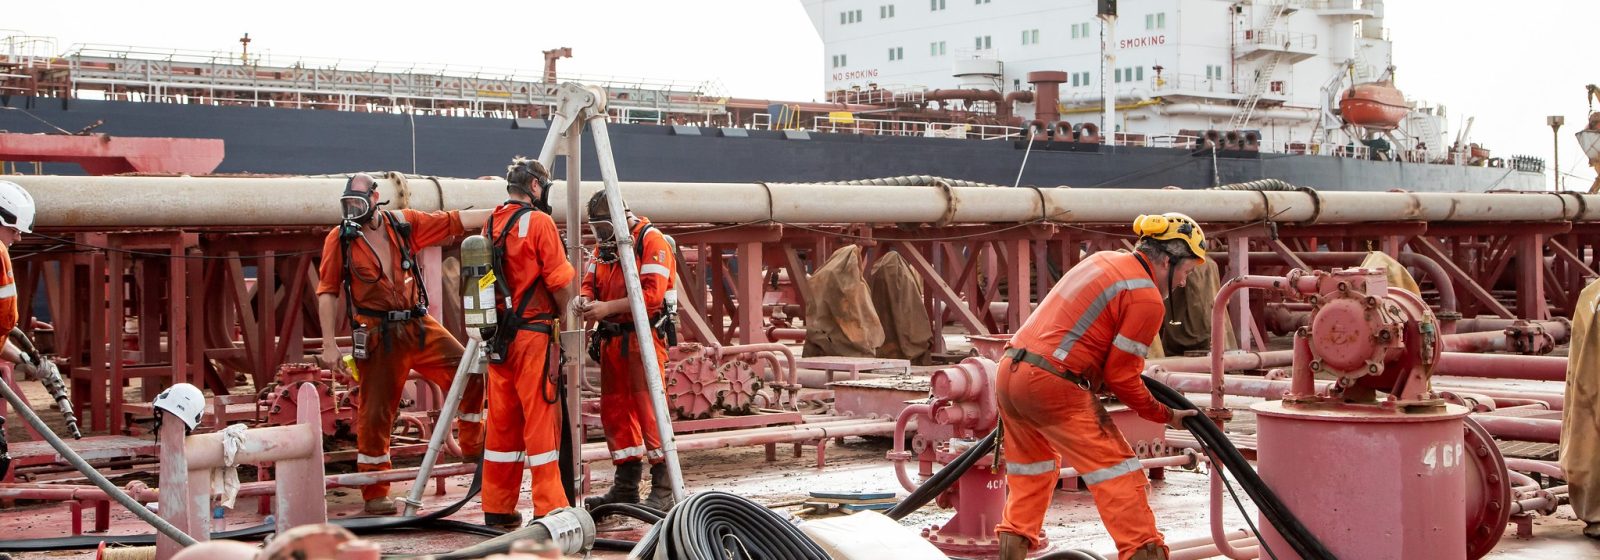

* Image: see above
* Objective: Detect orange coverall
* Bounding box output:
[317,209,485,503]
[480,203,575,517]
[581,218,675,466]
[995,251,1174,560]
[0,243,18,335]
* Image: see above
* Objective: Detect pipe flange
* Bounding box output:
[1463,416,1511,560]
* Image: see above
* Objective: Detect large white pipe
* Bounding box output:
[7,175,1594,228]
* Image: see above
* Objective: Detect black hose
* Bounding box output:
[1036,550,1108,560]
[591,502,667,524]
[885,428,999,521]
[630,491,828,559]
[1141,377,1336,560]
[0,460,497,552]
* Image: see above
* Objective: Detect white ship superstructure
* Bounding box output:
[801,0,1456,160]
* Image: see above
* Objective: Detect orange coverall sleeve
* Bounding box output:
[1102,296,1173,425]
[636,229,675,313]
[580,262,596,301]
[528,211,575,292]
[315,228,345,297]
[397,209,466,250]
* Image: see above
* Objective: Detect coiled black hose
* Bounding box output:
[630,491,829,559]
[1141,376,1336,560]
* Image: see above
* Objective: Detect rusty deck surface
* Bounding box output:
[3,371,1597,558]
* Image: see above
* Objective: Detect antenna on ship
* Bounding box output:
[239,33,252,65]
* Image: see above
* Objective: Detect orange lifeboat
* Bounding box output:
[1338,82,1409,131]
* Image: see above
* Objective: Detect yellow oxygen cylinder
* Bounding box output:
[460,235,497,330]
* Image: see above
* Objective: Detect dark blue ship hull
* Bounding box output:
[0,96,1543,192]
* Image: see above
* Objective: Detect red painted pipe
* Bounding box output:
[578,419,899,461]
[1471,415,1561,443]
[1435,386,1564,411]
[1435,353,1567,381]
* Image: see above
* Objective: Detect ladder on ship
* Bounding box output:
[1228,1,1294,131]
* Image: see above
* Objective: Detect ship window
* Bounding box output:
[1147,12,1167,30]
[1081,71,1091,86]
[889,47,904,61]
[1021,29,1040,45]
[976,0,990,4]
[975,35,992,49]
[856,9,863,22]
[1137,66,1144,81]
[930,0,946,10]
[841,12,847,24]
[832,54,849,68]
[1072,22,1093,39]
[1158,13,1166,28]
[930,40,947,56]
[881,4,896,18]
[1072,73,1080,87]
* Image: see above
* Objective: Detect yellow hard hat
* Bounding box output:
[1132,212,1207,264]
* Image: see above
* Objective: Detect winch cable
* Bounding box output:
[1142,376,1335,560]
[629,491,829,560]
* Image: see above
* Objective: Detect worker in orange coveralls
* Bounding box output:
[478,158,578,529]
[995,212,1207,560]
[578,190,679,512]
[317,173,492,515]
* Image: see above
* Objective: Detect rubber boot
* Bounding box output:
[363,497,397,516]
[640,461,677,511]
[483,511,523,530]
[998,532,1028,560]
[1129,542,1170,560]
[1585,522,1600,540]
[584,460,643,510]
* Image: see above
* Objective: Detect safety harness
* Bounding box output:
[588,222,676,363]
[483,201,566,404]
[340,211,431,350]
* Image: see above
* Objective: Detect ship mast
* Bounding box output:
[1099,0,1118,139]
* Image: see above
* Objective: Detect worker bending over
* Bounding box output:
[317,173,492,515]
[995,213,1205,560]
[579,191,679,512]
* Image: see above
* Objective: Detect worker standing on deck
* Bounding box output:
[994,213,1206,560]
[579,191,679,512]
[478,158,578,529]
[317,173,493,516]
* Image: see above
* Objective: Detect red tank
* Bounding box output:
[1339,82,1409,131]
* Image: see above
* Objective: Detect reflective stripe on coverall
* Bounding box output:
[582,218,675,465]
[317,209,485,502]
[996,251,1174,560]
[481,203,575,517]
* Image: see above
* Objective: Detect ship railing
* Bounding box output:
[751,113,773,130]
[1151,74,1231,95]
[1284,142,1370,160]
[811,115,1021,140]
[1303,0,1365,11]
[1235,30,1319,51]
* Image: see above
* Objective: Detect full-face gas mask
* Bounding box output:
[340,174,383,228]
[589,219,619,264]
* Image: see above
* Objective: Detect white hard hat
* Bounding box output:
[152,383,205,430]
[0,180,35,233]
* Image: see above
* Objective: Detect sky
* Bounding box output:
[4,0,1596,190]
